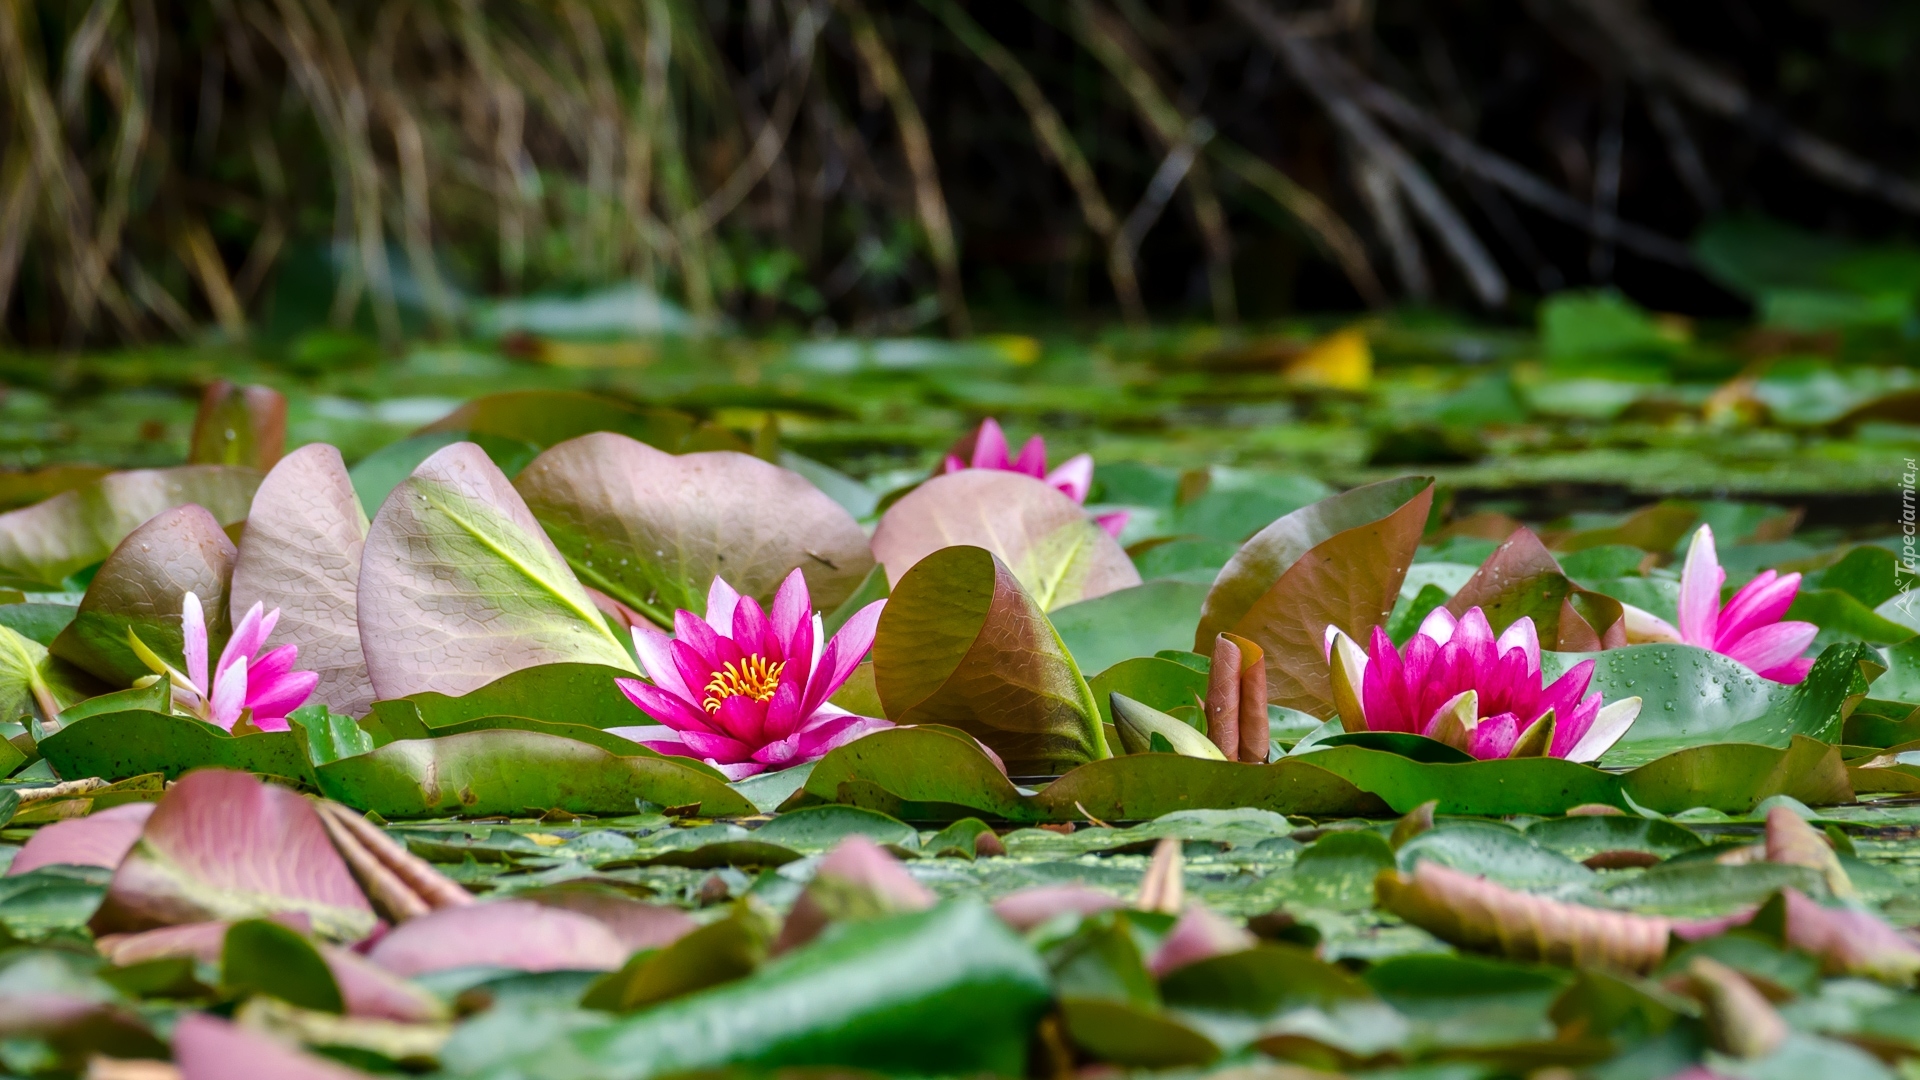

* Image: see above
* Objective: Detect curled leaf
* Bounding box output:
[515,433,876,626]
[1762,805,1854,899]
[310,798,471,923]
[90,769,377,941]
[1111,693,1226,760]
[873,545,1108,773]
[1197,477,1433,718]
[229,444,374,716]
[776,835,936,952]
[1136,837,1184,914]
[992,885,1125,931]
[366,900,628,976]
[871,470,1138,610]
[50,504,236,686]
[357,442,636,700]
[7,802,154,874]
[1683,955,1788,1059]
[1446,528,1625,650]
[1376,861,1671,973]
[1749,888,1920,985]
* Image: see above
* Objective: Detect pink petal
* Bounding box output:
[1549,692,1602,758]
[759,674,808,743]
[616,677,714,734]
[1676,525,1725,648]
[731,596,775,660]
[1754,657,1815,684]
[218,603,271,679]
[1416,606,1458,645]
[1537,660,1596,725]
[769,569,812,658]
[790,714,893,760]
[1714,571,1802,651]
[1361,627,1412,732]
[182,591,210,692]
[705,577,742,638]
[1467,712,1519,760]
[943,454,966,474]
[1012,435,1048,478]
[1495,617,1541,675]
[246,670,318,723]
[672,615,740,676]
[1045,453,1093,502]
[247,644,297,689]
[674,726,757,763]
[631,623,694,701]
[210,655,248,730]
[971,418,1011,470]
[706,692,770,747]
[1722,621,1818,677]
[1455,608,1495,651]
[1094,510,1130,538]
[707,760,766,780]
[799,600,885,720]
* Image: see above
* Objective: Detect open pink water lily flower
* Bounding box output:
[136,593,319,732]
[1617,524,1817,684]
[1325,607,1642,762]
[611,569,890,780]
[944,418,1128,538]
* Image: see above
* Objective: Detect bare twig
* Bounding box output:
[918,0,1146,326]
[1567,0,1920,215]
[840,0,970,336]
[1230,0,1507,307]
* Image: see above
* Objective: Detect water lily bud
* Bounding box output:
[1112,693,1226,759]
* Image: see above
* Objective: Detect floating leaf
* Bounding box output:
[38,710,313,783]
[189,382,288,471]
[221,917,344,1013]
[418,390,705,452]
[7,802,154,874]
[442,902,1052,1079]
[802,725,1028,820]
[173,1012,374,1080]
[873,546,1107,773]
[0,466,260,589]
[91,769,376,941]
[516,433,877,626]
[229,444,375,716]
[1087,656,1209,728]
[313,729,755,818]
[584,901,776,1011]
[1028,755,1390,822]
[1376,861,1672,973]
[357,442,636,700]
[49,504,236,686]
[367,900,627,976]
[871,470,1139,610]
[1196,477,1432,717]
[1050,581,1210,676]
[1551,642,1875,767]
[366,662,642,734]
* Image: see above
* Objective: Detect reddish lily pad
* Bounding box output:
[0,466,260,589]
[872,545,1107,773]
[1196,477,1433,718]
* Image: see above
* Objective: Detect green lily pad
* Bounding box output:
[1029,756,1395,823]
[38,710,313,783]
[1548,642,1879,768]
[803,725,1028,820]
[312,729,755,818]
[367,663,641,733]
[1086,656,1209,728]
[1051,581,1210,676]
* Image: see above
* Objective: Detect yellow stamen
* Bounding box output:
[703,655,786,712]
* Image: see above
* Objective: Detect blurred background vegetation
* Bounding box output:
[3,0,1919,347]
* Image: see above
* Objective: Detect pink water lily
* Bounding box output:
[611,569,890,780]
[1618,524,1816,684]
[1325,607,1641,762]
[944,418,1128,538]
[135,593,318,732]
